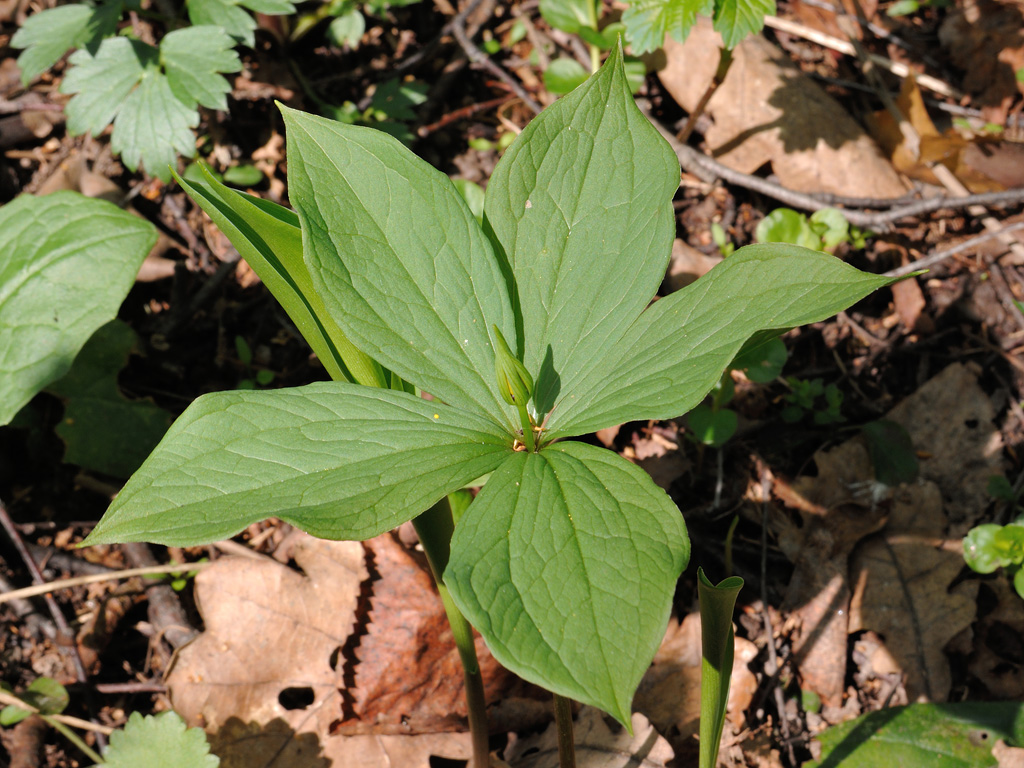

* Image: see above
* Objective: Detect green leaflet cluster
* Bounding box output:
[84,48,898,721]
[11,0,293,181]
[620,0,776,52]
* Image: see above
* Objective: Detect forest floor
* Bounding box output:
[1,0,1024,766]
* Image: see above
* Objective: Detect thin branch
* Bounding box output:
[0,562,215,606]
[884,222,1024,278]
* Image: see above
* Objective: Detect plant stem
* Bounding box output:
[553,694,577,768]
[517,403,536,452]
[413,499,490,768]
[44,716,104,766]
[677,46,733,144]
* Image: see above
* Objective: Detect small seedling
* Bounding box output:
[781,377,845,425]
[756,207,869,253]
[233,336,275,390]
[965,477,1024,598]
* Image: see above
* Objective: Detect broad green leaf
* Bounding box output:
[806,702,1024,768]
[175,166,387,387]
[161,26,241,111]
[484,46,678,418]
[103,711,219,768]
[712,0,775,49]
[240,0,295,13]
[445,441,689,725]
[0,677,69,725]
[549,244,898,438]
[11,1,121,85]
[542,57,589,94]
[369,78,428,122]
[112,71,199,180]
[282,106,518,424]
[48,321,173,479]
[755,207,821,250]
[622,0,714,54]
[539,0,596,33]
[0,192,156,426]
[62,37,153,137]
[82,384,512,547]
[861,419,918,487]
[327,8,366,48]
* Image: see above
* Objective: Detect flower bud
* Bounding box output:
[492,325,534,407]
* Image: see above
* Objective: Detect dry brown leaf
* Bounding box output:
[323,732,473,767]
[505,708,673,768]
[786,0,879,39]
[341,534,516,734]
[658,18,906,199]
[849,482,979,702]
[634,613,757,758]
[993,740,1024,767]
[885,362,1003,532]
[968,578,1024,699]
[167,536,365,739]
[774,438,889,707]
[939,0,1024,118]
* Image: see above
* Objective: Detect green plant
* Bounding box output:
[781,376,844,425]
[81,48,898,761]
[233,336,275,389]
[0,192,156,427]
[0,678,216,766]
[756,207,869,252]
[621,0,777,54]
[11,0,294,181]
[964,511,1024,598]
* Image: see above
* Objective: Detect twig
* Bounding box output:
[0,692,115,736]
[884,222,1024,278]
[451,2,542,115]
[930,162,1024,262]
[121,542,200,651]
[0,562,214,606]
[0,500,107,750]
[417,94,514,136]
[763,15,961,99]
[94,682,168,694]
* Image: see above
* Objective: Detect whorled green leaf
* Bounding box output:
[112,71,199,180]
[48,321,173,479]
[712,0,775,49]
[445,441,689,725]
[161,26,241,111]
[282,106,518,425]
[622,0,714,54]
[548,244,899,438]
[805,701,1024,768]
[82,384,512,547]
[484,44,679,418]
[0,192,156,426]
[103,711,219,768]
[175,165,386,387]
[62,37,153,137]
[11,0,122,85]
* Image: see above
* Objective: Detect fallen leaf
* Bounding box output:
[167,536,365,737]
[774,439,889,707]
[658,18,906,199]
[787,0,879,39]
[884,363,1003,532]
[849,482,979,702]
[341,534,517,734]
[505,708,673,768]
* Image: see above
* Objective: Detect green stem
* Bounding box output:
[413,500,490,768]
[553,694,577,768]
[586,0,601,73]
[517,402,536,452]
[43,716,104,766]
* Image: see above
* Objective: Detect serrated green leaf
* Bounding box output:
[103,711,219,768]
[542,57,589,94]
[47,321,173,479]
[11,1,122,85]
[62,37,153,137]
[186,0,256,46]
[712,0,775,48]
[161,26,241,111]
[539,0,596,33]
[445,441,688,726]
[549,244,898,438]
[113,71,199,181]
[282,106,519,424]
[622,0,714,54]
[174,165,387,387]
[82,383,512,547]
[806,701,1024,768]
[0,192,156,426]
[485,45,679,419]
